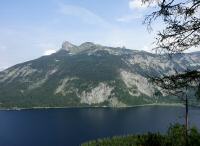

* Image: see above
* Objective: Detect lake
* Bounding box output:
[0,106,199,146]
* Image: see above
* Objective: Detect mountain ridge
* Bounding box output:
[0,41,199,108]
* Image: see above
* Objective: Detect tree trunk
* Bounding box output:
[185,95,188,146]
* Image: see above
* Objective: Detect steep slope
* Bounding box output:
[0,42,199,108]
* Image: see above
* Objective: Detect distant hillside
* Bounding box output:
[0,41,199,108]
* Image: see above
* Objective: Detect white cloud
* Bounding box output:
[141,44,157,53]
[58,4,111,28]
[116,14,143,22]
[44,49,56,56]
[117,0,157,23]
[0,59,13,71]
[129,0,156,10]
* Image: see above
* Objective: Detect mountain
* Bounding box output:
[0,41,200,108]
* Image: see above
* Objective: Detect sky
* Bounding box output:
[0,0,197,70]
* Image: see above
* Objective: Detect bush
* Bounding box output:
[166,124,186,146]
[81,124,200,146]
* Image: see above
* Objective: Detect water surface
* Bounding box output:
[0,106,199,146]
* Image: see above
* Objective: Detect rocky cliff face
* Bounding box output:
[0,42,199,108]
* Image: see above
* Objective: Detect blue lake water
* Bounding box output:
[0,106,199,146]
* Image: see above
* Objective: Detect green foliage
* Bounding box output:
[110,80,152,105]
[189,127,200,146]
[166,124,186,146]
[82,124,200,146]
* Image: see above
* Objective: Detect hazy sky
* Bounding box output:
[0,0,197,70]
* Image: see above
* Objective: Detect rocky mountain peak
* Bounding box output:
[79,42,96,48]
[59,41,100,54]
[61,41,76,51]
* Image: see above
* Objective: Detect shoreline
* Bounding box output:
[0,103,194,111]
